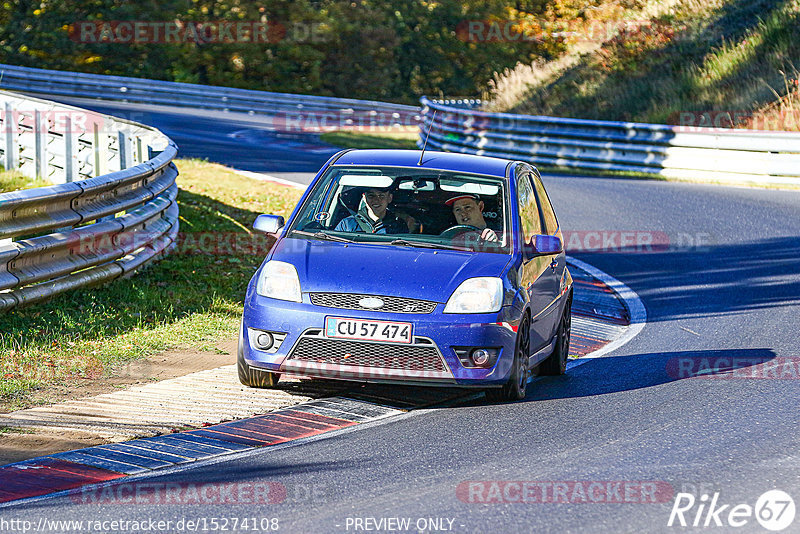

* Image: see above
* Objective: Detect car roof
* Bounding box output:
[332,149,514,179]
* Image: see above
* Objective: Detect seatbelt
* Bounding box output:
[337,194,375,233]
[355,207,377,233]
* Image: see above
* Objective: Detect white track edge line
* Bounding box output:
[233,169,307,190]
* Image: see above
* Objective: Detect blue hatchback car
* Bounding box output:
[239,149,572,401]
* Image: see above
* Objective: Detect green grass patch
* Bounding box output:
[321,129,419,150]
[0,167,49,193]
[0,158,303,409]
[0,426,30,435]
[498,0,800,126]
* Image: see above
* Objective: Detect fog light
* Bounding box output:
[255,332,274,350]
[472,349,491,366]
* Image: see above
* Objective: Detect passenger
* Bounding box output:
[335,187,406,234]
[445,194,499,242]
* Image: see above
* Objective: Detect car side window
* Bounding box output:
[517,173,543,245]
[532,174,559,234]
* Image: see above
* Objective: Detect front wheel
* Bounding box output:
[486,317,530,402]
[540,301,571,376]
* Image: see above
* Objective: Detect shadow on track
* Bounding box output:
[333,349,781,408]
[571,236,800,323]
[525,348,779,402]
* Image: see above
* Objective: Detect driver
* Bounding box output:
[445,194,499,242]
[335,187,406,234]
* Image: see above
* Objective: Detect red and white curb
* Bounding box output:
[0,397,401,506]
[566,256,647,369]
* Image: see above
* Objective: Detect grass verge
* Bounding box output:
[0,426,29,435]
[0,159,303,410]
[492,0,800,127]
[320,129,419,150]
[0,168,49,193]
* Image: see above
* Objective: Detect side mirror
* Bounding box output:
[253,214,285,234]
[533,234,562,254]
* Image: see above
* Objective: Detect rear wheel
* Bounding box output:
[486,317,530,402]
[237,324,281,388]
[540,301,571,376]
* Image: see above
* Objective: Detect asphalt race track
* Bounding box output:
[4,98,800,533]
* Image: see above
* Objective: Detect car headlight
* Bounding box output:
[443,277,503,314]
[256,261,302,302]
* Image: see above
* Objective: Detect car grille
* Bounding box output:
[309,293,437,314]
[288,336,446,372]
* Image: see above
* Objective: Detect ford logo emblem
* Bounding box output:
[359,297,384,309]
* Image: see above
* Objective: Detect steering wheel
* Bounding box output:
[439,224,482,239]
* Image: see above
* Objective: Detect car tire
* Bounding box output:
[237,324,281,388]
[486,316,530,402]
[540,300,571,376]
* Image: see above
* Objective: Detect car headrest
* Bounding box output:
[340,187,366,211]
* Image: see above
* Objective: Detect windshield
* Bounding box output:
[287,166,512,254]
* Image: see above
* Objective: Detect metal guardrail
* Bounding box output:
[0,90,179,312]
[419,97,800,185]
[0,63,419,127]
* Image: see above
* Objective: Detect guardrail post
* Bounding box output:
[4,101,17,171]
[63,115,78,183]
[118,130,132,170]
[92,121,108,177]
[33,109,48,179]
[136,136,143,164]
[94,130,133,223]
[147,144,162,160]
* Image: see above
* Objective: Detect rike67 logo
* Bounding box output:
[668,490,795,531]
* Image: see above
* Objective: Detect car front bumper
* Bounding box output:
[241,293,521,387]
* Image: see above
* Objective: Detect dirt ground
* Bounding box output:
[0,338,237,465]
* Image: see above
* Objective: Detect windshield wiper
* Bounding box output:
[291,230,357,243]
[388,238,469,251]
[292,231,467,250]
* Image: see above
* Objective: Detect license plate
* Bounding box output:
[325,317,413,344]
